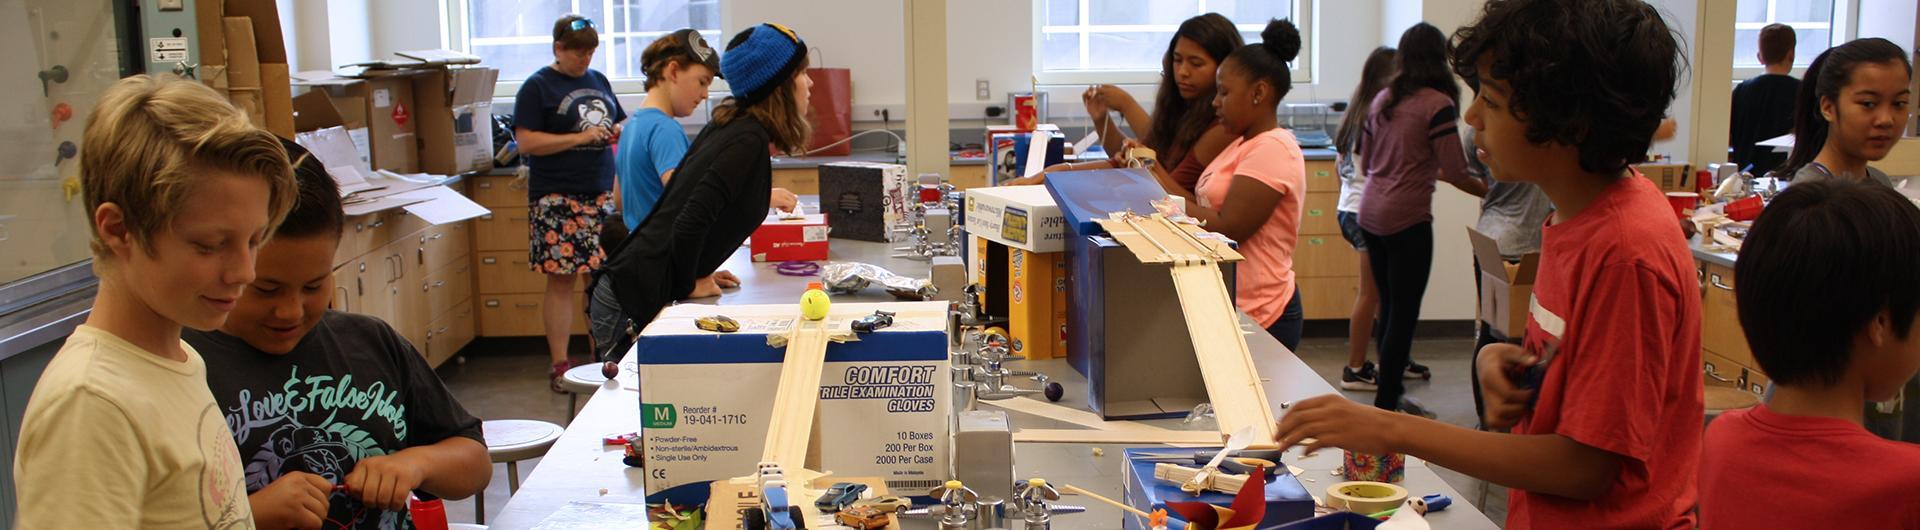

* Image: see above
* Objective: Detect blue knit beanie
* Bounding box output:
[720,23,808,108]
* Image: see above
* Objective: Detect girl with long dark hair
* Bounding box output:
[1778,38,1911,187]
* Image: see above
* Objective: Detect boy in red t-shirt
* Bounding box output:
[1700,180,1920,528]
[1275,1,1701,528]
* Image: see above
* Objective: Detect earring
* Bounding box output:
[1254,97,1261,105]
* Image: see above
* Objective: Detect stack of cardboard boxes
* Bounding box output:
[963,186,1068,361]
[198,0,295,137]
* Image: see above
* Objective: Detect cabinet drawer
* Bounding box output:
[425,301,476,367]
[1700,263,1753,368]
[475,251,547,294]
[1300,192,1342,236]
[420,260,474,318]
[1304,160,1338,194]
[1704,349,1768,397]
[411,221,471,274]
[477,293,587,337]
[473,207,531,252]
[1298,276,1360,321]
[471,174,530,209]
[1293,235,1363,278]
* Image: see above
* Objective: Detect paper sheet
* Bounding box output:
[1074,130,1100,156]
[393,185,488,224]
[1024,132,1052,178]
[528,501,653,530]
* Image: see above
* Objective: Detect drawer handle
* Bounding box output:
[1307,209,1324,217]
[437,326,450,334]
[1703,362,1731,382]
[369,218,385,228]
[514,303,539,309]
[1709,273,1733,292]
[479,181,493,189]
[431,233,445,241]
[485,299,501,307]
[482,257,498,264]
[481,214,494,221]
[1315,170,1330,177]
[1308,237,1325,245]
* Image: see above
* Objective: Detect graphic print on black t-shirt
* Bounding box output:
[560,88,618,147]
[188,312,484,530]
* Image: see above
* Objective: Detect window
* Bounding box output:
[1732,0,1851,70]
[1032,0,1311,85]
[448,0,722,92]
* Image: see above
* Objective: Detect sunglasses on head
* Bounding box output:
[568,18,597,32]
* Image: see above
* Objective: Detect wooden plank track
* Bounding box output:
[761,317,833,470]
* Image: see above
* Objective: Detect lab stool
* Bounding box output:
[477,419,563,524]
[559,364,608,423]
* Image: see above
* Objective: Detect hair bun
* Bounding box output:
[1262,19,1302,62]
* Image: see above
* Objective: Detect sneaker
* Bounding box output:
[1397,397,1438,419]
[549,360,574,393]
[1406,361,1432,380]
[1340,362,1379,392]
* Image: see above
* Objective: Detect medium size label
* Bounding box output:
[1002,206,1030,245]
[804,226,829,243]
[149,38,188,63]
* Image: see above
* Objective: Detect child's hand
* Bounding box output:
[249,471,331,530]
[1477,343,1539,430]
[770,187,800,212]
[344,453,427,512]
[1273,394,1407,456]
[689,276,724,298]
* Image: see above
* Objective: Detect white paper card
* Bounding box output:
[394,186,488,225]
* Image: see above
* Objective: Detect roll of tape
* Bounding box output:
[1325,481,1408,514]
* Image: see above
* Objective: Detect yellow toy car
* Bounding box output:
[833,506,890,529]
[695,315,739,333]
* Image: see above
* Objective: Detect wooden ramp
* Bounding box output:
[761,317,832,470]
[1094,213,1279,448]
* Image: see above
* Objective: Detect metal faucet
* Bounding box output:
[969,332,1058,401]
[932,480,980,530]
[1013,479,1062,530]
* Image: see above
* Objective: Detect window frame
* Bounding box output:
[443,0,731,97]
[1028,0,1315,86]
[1730,0,1856,80]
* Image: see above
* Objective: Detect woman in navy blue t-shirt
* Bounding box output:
[513,14,626,391]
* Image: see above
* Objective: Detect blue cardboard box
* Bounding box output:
[1121,448,1316,530]
[987,131,1066,185]
[1048,169,1235,420]
[1275,512,1383,530]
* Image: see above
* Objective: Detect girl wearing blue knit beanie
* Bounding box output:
[591,23,815,349]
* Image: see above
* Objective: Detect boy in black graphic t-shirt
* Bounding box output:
[186,139,489,529]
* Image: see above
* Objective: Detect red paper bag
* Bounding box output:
[776,68,853,156]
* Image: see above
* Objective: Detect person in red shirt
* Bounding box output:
[1274,1,1700,528]
[1700,179,1920,528]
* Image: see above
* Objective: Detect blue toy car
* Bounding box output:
[815,482,869,512]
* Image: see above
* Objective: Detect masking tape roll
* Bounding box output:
[1325,481,1408,514]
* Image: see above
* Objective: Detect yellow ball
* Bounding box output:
[800,289,831,321]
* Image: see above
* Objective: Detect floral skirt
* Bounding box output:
[528,192,615,275]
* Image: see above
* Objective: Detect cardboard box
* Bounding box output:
[637,302,951,507]
[1121,448,1316,530]
[964,186,1067,253]
[202,2,292,137]
[296,72,419,173]
[1049,169,1229,419]
[986,130,1066,185]
[1007,247,1066,360]
[819,162,910,242]
[751,213,831,262]
[1636,162,1693,193]
[293,91,373,175]
[1468,227,1539,340]
[969,235,1010,321]
[415,67,500,175]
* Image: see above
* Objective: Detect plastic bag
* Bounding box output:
[821,262,934,300]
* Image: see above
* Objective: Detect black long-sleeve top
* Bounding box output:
[603,115,773,330]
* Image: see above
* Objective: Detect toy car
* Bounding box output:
[852,495,913,515]
[696,315,740,333]
[834,505,891,529]
[814,482,868,512]
[851,311,895,333]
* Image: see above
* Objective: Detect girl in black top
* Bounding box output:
[593,23,814,341]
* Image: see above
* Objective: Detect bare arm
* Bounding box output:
[400,436,491,500]
[1178,174,1282,243]
[1441,168,1490,198]
[1277,394,1624,501]
[1189,124,1236,166]
[516,127,599,157]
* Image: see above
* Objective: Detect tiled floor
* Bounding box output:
[433,334,1508,527]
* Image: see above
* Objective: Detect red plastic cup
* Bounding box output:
[1014,94,1038,131]
[409,496,449,530]
[1665,192,1700,218]
[1725,196,1764,222]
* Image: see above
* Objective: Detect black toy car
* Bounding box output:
[851,311,896,333]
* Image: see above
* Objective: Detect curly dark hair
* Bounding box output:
[1450,0,1687,175]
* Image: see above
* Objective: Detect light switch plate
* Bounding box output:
[157,0,185,11]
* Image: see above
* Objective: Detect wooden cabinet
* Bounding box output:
[1299,276,1361,320]
[473,207,531,253]
[475,251,545,294]
[1304,159,1338,194]
[1300,192,1341,236]
[1701,263,1754,368]
[950,164,988,189]
[327,181,476,367]
[477,293,586,337]
[1293,235,1362,279]
[471,174,529,208]
[424,301,477,368]
[467,174,589,338]
[772,167,821,195]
